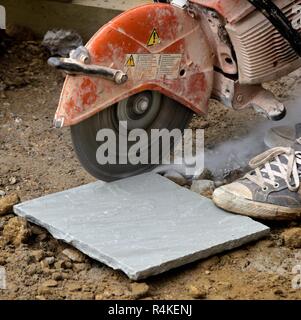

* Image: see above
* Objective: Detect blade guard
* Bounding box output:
[55,3,214,127]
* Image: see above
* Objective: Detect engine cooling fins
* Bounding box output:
[248,0,301,57]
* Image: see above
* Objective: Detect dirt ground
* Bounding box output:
[1,39,301,300]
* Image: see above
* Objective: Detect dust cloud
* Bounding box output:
[205,95,301,179]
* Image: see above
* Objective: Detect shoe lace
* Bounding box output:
[245,147,301,192]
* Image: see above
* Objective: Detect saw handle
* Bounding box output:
[48,57,128,85]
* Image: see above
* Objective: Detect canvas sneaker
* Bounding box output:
[213,139,301,220]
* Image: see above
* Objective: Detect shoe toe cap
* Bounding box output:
[213,182,253,201]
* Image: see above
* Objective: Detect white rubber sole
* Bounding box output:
[213,187,301,221]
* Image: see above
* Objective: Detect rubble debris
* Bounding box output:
[30,225,46,236]
[73,263,87,272]
[3,216,31,246]
[187,285,207,299]
[52,272,64,281]
[282,228,301,248]
[44,256,55,266]
[66,282,82,292]
[55,260,72,270]
[42,29,83,57]
[38,287,51,296]
[198,168,214,181]
[8,177,18,185]
[190,180,215,198]
[29,249,45,263]
[0,193,20,216]
[42,280,58,288]
[163,170,188,186]
[214,180,226,188]
[62,248,85,263]
[0,257,6,266]
[130,283,149,299]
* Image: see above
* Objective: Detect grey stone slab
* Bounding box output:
[14,173,269,280]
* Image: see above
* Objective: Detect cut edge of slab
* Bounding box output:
[132,227,270,280]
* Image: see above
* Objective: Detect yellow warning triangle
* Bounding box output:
[147,29,161,46]
[126,55,135,67]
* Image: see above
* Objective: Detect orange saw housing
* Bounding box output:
[55,3,214,127]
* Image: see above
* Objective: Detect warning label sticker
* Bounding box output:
[147,29,161,47]
[126,54,135,67]
[125,54,182,80]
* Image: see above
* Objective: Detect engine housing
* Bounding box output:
[226,0,301,84]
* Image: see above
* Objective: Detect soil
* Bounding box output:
[1,39,301,300]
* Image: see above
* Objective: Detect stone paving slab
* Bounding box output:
[14,173,270,280]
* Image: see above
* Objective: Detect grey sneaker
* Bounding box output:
[213,144,301,220]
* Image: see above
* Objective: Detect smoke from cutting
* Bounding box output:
[205,95,301,179]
